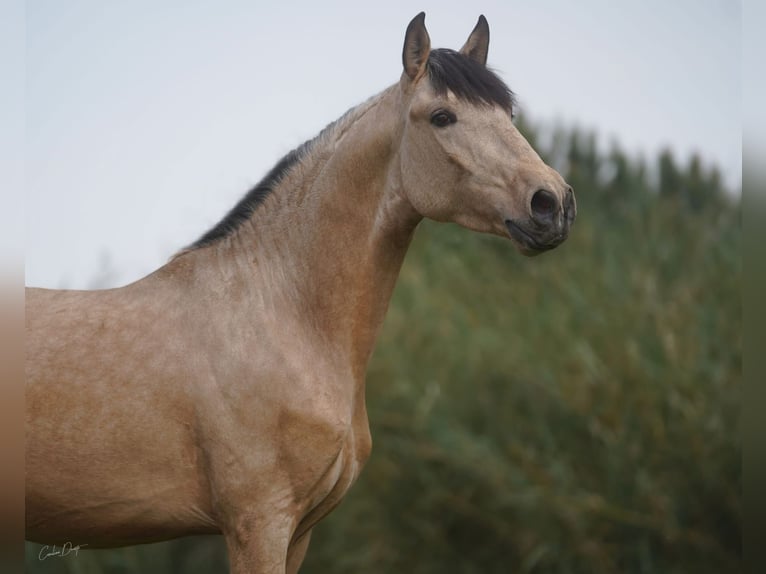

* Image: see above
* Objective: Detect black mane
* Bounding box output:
[190,49,515,250]
[426,48,515,112]
[190,141,311,249]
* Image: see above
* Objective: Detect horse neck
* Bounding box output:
[176,85,421,379]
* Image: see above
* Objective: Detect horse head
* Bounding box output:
[397,13,576,255]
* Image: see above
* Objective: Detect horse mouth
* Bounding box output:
[504,219,566,256]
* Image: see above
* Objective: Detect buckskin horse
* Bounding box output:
[26,13,576,573]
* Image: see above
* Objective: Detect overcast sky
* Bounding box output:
[25,0,741,289]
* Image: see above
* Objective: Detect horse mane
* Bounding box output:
[189,141,312,249]
[187,50,515,251]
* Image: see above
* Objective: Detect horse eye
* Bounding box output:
[430,110,456,128]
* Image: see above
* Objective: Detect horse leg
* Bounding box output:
[223,512,293,574]
[286,530,313,574]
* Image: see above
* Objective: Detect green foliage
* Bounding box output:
[25,123,740,573]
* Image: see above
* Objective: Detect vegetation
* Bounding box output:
[25,120,741,573]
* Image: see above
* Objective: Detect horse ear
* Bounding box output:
[402,12,431,80]
[460,15,490,66]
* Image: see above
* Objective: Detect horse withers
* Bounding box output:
[26,13,575,574]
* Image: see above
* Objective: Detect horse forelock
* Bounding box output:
[426,48,515,113]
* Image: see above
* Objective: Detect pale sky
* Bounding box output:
[25,0,741,289]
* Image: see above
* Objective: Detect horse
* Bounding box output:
[26,13,575,573]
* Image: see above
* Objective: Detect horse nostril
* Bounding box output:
[530,189,558,223]
[565,186,574,204]
[564,186,576,224]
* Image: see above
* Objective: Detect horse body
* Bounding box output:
[26,14,575,573]
[26,279,217,546]
[27,84,414,564]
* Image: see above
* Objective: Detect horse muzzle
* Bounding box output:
[505,186,576,255]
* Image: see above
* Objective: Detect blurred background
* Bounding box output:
[25,1,740,572]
